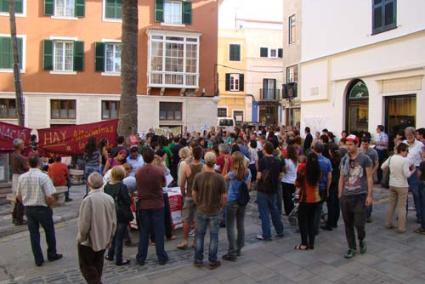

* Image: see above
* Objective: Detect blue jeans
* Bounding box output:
[418,181,425,229]
[107,222,128,264]
[25,206,57,265]
[408,170,421,220]
[225,201,246,257]
[194,212,220,264]
[136,209,168,264]
[256,191,284,240]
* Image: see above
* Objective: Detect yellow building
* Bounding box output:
[217,29,246,124]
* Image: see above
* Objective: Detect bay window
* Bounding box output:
[148,32,199,88]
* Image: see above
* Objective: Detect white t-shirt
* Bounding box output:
[281,159,297,184]
[381,154,414,188]
[404,139,423,167]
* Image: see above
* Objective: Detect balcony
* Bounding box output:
[260,88,281,101]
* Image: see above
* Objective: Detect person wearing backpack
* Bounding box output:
[222,152,251,261]
[256,142,285,241]
[104,166,133,266]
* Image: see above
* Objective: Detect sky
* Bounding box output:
[219,0,283,29]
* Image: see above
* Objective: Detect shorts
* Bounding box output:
[182,197,196,224]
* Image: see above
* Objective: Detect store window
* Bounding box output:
[346,80,369,134]
[51,99,76,119]
[102,100,120,119]
[159,102,182,121]
[385,95,416,140]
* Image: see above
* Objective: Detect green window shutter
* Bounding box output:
[95,42,105,72]
[155,0,164,22]
[16,0,23,13]
[73,41,84,71]
[105,0,122,19]
[278,48,283,58]
[182,1,192,25]
[44,0,54,16]
[17,37,23,69]
[43,40,53,71]
[0,0,7,13]
[75,0,85,17]
[225,74,230,91]
[239,74,244,92]
[229,44,240,61]
[0,37,12,69]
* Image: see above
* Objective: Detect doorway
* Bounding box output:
[385,94,416,144]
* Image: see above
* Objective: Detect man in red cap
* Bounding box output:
[338,134,373,259]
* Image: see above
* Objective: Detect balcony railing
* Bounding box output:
[260,88,281,101]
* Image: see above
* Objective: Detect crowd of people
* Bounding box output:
[8,124,425,283]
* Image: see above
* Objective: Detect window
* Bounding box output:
[278,48,283,58]
[233,110,244,123]
[51,99,76,119]
[372,0,397,34]
[164,0,182,24]
[262,79,277,100]
[217,107,227,118]
[53,41,74,72]
[0,0,24,14]
[286,65,298,83]
[102,100,120,119]
[105,43,121,73]
[159,102,182,121]
[346,80,369,133]
[269,49,277,58]
[229,44,240,61]
[54,0,75,17]
[0,99,17,118]
[44,39,84,72]
[104,0,121,20]
[149,33,199,88]
[0,36,23,70]
[288,14,296,44]
[156,0,192,25]
[260,47,268,58]
[225,73,244,92]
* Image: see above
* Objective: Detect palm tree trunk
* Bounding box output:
[8,0,24,126]
[118,0,139,137]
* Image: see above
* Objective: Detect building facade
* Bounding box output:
[282,0,301,127]
[217,18,284,125]
[299,0,425,139]
[0,0,219,134]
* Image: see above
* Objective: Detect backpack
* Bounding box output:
[237,180,250,206]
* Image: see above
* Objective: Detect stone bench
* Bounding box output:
[69,169,84,185]
[7,186,68,207]
[53,186,68,207]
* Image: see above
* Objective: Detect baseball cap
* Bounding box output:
[361,135,371,143]
[346,134,359,144]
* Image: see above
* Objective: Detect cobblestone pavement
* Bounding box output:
[1,187,425,284]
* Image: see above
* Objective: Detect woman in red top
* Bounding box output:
[295,153,321,250]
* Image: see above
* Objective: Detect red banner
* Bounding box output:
[0,121,32,152]
[38,120,118,155]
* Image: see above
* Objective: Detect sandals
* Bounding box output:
[414,228,425,235]
[177,242,188,250]
[294,244,309,251]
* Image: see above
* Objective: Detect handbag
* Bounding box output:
[381,156,392,189]
[237,180,250,206]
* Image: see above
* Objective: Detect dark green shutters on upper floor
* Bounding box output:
[155,0,164,22]
[44,0,85,17]
[0,37,23,69]
[105,0,122,19]
[260,47,268,58]
[95,42,105,72]
[75,0,85,17]
[73,41,84,71]
[0,0,23,13]
[182,1,192,24]
[43,40,53,71]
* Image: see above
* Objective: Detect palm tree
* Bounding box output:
[8,0,24,126]
[118,0,139,137]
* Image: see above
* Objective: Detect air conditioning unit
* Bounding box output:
[282,83,297,99]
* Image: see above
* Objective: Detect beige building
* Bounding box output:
[282,0,301,127]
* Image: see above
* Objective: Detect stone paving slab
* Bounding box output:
[1,186,425,283]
